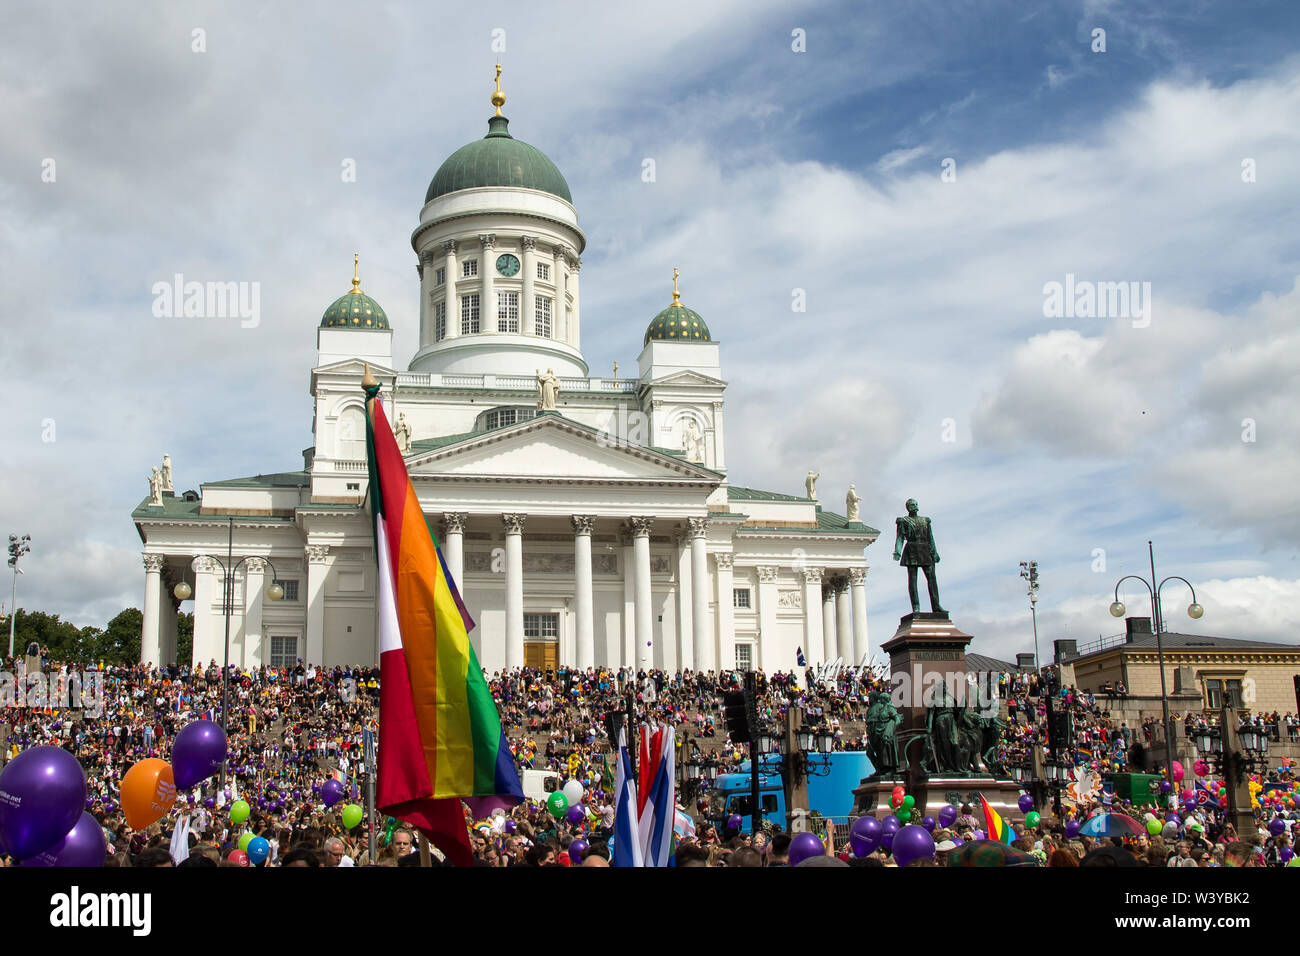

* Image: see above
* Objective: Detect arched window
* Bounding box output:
[337,407,365,460]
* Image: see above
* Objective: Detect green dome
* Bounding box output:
[320,289,389,330]
[644,302,711,346]
[426,115,572,205]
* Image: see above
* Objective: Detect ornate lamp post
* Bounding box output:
[7,534,31,659]
[171,516,283,786]
[1020,561,1040,672]
[1107,541,1203,796]
[1193,708,1268,835]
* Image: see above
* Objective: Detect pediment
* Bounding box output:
[406,415,720,482]
[647,369,726,388]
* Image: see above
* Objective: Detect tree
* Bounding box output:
[98,608,143,664]
[177,611,193,666]
[8,610,83,663]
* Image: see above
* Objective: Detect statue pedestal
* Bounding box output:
[879,612,974,739]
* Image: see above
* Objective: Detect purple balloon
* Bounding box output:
[972,829,986,841]
[204,797,216,809]
[0,746,87,860]
[849,816,882,856]
[891,824,936,867]
[322,779,345,808]
[569,839,589,864]
[727,814,742,832]
[788,832,824,866]
[1018,794,1035,814]
[938,804,958,828]
[1159,781,1172,794]
[881,814,901,834]
[881,829,895,851]
[1269,817,1287,837]
[1281,847,1295,864]
[172,720,229,789]
[565,805,585,826]
[1065,819,1081,838]
[921,816,936,832]
[504,820,517,834]
[951,836,964,847]
[19,812,107,867]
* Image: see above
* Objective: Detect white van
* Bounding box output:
[522,769,562,802]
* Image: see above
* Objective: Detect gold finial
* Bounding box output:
[671,267,681,305]
[362,363,378,388]
[491,63,506,116]
[351,253,362,294]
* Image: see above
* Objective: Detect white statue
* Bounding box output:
[393,412,412,454]
[681,418,704,462]
[148,467,163,505]
[537,368,560,411]
[161,454,173,493]
[805,469,820,501]
[846,484,862,523]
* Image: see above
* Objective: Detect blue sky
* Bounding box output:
[1,0,1298,664]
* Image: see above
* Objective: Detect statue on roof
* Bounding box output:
[148,467,163,506]
[845,484,861,523]
[161,454,173,493]
[682,417,704,462]
[805,469,820,501]
[536,368,560,411]
[393,412,412,454]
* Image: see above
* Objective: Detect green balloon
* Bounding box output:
[342,804,363,829]
[547,791,569,819]
[238,831,254,852]
[1146,818,1162,836]
[901,795,915,812]
[896,808,910,822]
[229,800,250,824]
[1025,811,1041,828]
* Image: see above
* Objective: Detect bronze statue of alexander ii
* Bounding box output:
[892,498,946,615]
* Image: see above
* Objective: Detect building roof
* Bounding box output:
[966,653,1025,673]
[1075,631,1300,658]
[728,485,809,502]
[204,472,310,488]
[426,115,572,204]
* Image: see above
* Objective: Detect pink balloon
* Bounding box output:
[1171,761,1184,782]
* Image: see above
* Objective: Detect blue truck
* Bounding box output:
[705,751,874,832]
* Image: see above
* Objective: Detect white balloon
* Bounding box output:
[562,779,584,807]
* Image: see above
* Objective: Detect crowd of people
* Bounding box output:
[0,650,1296,867]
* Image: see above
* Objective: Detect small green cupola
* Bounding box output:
[320,254,390,330]
[644,267,711,346]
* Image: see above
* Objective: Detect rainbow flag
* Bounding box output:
[980,793,1014,845]
[365,371,522,865]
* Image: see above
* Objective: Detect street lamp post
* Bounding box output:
[171,517,283,787]
[1020,561,1040,672]
[7,534,31,660]
[1107,541,1204,797]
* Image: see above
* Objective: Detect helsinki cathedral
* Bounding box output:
[133,69,878,675]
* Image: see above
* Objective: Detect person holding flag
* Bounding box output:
[362,365,523,865]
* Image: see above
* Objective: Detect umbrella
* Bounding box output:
[1078,813,1144,838]
[946,840,1039,867]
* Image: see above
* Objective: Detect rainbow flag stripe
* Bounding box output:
[366,381,522,859]
[981,793,1014,845]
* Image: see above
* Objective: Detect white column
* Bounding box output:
[802,566,825,665]
[622,531,635,668]
[305,544,330,666]
[714,553,735,672]
[756,566,779,672]
[849,567,869,667]
[243,557,266,669]
[441,513,467,588]
[521,236,537,336]
[822,574,838,662]
[140,554,165,666]
[553,245,568,341]
[572,515,595,670]
[443,240,459,339]
[631,517,654,672]
[569,258,581,348]
[480,234,496,332]
[835,577,853,669]
[689,519,711,673]
[191,557,218,667]
[503,514,525,669]
[675,531,693,671]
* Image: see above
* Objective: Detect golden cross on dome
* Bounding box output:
[672,267,681,304]
[351,253,362,294]
[492,64,506,116]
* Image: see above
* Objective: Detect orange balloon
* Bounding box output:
[121,758,177,829]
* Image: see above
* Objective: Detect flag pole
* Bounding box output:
[418,831,432,867]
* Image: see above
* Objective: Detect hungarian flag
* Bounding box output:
[364,368,523,865]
